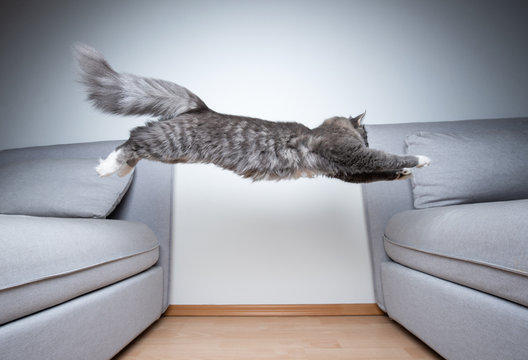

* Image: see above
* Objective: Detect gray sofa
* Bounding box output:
[0,141,173,360]
[362,118,528,360]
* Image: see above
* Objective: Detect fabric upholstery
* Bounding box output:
[0,158,133,218]
[405,129,528,208]
[0,140,174,311]
[361,117,528,310]
[361,118,528,359]
[382,262,528,360]
[0,215,159,325]
[384,199,528,306]
[0,267,163,360]
[0,140,173,359]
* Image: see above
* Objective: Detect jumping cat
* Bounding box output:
[75,44,430,183]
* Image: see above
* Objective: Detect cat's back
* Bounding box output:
[175,110,311,141]
[167,110,316,178]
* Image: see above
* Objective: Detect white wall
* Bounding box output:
[1,0,527,304]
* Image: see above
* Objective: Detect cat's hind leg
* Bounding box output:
[96,142,138,177]
[95,148,132,177]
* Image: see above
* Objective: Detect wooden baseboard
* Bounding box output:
[164,304,384,317]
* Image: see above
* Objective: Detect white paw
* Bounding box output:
[416,155,431,168]
[95,149,123,177]
[117,163,134,177]
[397,168,412,180]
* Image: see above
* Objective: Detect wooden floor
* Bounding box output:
[114,316,443,360]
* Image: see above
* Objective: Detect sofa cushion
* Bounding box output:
[0,158,133,218]
[384,199,528,307]
[405,129,528,209]
[0,215,159,325]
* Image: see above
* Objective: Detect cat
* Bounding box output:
[75,44,430,183]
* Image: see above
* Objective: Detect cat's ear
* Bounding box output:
[349,111,366,127]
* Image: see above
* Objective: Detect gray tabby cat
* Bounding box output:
[75,44,430,183]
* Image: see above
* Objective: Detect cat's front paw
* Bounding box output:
[396,168,412,180]
[416,155,431,168]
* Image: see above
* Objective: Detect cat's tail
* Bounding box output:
[74,43,208,119]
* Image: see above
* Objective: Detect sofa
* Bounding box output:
[361,118,528,360]
[0,140,173,360]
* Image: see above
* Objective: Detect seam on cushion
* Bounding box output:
[0,245,159,291]
[383,235,528,277]
[384,240,528,308]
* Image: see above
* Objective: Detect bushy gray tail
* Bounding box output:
[74,43,208,119]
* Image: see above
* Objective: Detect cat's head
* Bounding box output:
[349,112,368,147]
[321,112,369,147]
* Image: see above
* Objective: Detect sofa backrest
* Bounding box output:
[361,117,528,311]
[0,140,173,311]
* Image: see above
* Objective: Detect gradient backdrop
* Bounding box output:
[1,0,527,305]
